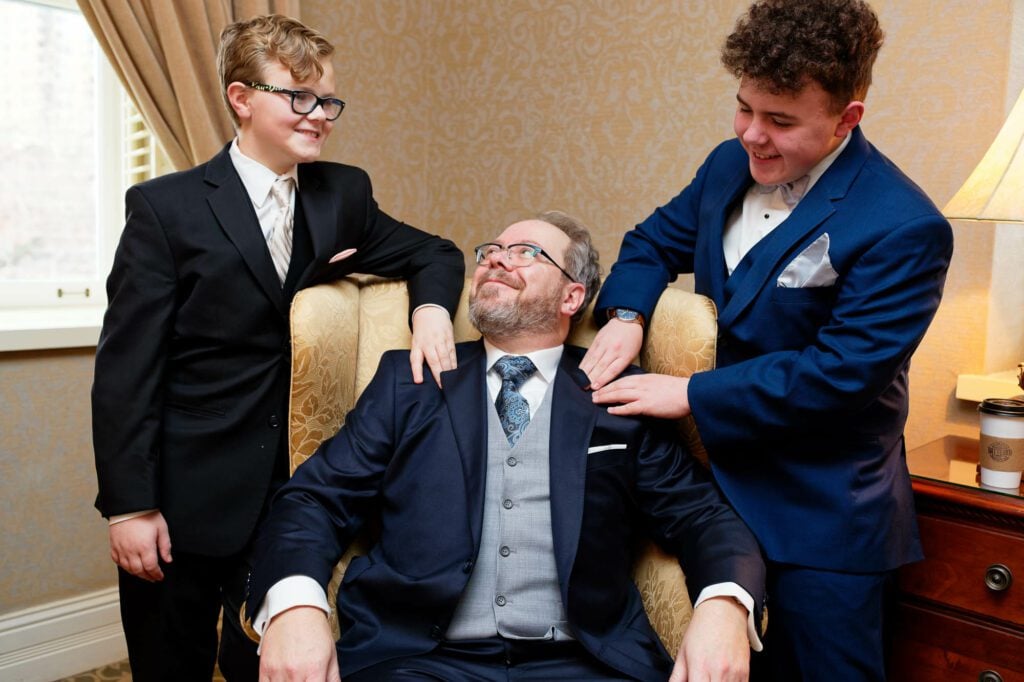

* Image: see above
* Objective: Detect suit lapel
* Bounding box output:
[295,164,335,288]
[702,163,752,307]
[204,146,286,314]
[548,353,597,587]
[717,127,868,330]
[441,341,489,544]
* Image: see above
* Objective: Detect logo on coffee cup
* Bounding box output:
[987,441,1013,463]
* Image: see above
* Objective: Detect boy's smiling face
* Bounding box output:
[733,77,862,187]
[234,59,337,174]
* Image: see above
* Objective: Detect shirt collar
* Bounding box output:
[228,138,300,207]
[803,132,851,196]
[483,339,563,385]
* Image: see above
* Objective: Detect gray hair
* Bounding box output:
[536,210,602,324]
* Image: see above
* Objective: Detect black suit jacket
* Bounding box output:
[248,342,765,681]
[92,143,464,555]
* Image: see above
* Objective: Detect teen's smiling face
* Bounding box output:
[733,77,863,187]
[235,59,337,174]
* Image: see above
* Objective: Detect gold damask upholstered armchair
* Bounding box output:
[286,276,718,656]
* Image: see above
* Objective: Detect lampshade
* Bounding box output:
[943,87,1024,223]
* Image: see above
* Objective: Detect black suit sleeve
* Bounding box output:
[634,419,766,620]
[324,168,464,320]
[92,186,177,517]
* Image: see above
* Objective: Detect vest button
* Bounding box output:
[495,595,507,607]
[268,415,279,428]
[499,546,511,557]
[502,499,513,510]
[506,456,517,467]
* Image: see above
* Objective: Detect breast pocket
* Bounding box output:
[770,285,837,306]
[586,444,628,471]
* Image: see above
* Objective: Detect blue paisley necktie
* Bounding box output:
[493,355,537,446]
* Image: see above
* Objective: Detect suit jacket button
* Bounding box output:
[268,415,279,428]
[462,560,474,573]
[430,625,442,640]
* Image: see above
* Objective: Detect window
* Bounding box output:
[0,0,161,349]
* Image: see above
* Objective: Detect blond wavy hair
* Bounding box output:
[217,14,334,126]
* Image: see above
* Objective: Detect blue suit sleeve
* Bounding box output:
[633,419,766,619]
[246,351,403,614]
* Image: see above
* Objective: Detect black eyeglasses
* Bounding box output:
[474,242,577,282]
[247,82,345,121]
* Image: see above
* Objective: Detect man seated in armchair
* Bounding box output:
[246,211,766,681]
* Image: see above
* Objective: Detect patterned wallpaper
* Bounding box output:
[306,0,1016,448]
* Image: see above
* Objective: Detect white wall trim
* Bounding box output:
[0,307,102,352]
[0,587,126,681]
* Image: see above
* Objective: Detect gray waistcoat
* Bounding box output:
[445,386,570,640]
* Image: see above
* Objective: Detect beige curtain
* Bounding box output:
[78,0,300,171]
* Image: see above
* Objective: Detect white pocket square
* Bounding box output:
[587,444,628,454]
[777,233,838,288]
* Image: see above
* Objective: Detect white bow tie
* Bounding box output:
[757,175,810,209]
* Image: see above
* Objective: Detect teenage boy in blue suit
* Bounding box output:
[582,1,953,679]
[92,15,463,680]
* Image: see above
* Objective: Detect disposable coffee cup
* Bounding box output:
[978,398,1024,489]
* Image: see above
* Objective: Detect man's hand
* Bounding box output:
[259,606,340,681]
[108,511,172,582]
[591,373,691,419]
[410,305,457,386]
[579,319,644,389]
[670,597,750,682]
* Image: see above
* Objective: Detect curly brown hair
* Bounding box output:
[721,0,884,112]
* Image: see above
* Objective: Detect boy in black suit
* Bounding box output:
[92,14,464,680]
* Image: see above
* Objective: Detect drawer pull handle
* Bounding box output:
[984,564,1012,592]
[979,671,1003,682]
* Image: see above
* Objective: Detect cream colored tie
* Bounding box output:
[268,177,294,285]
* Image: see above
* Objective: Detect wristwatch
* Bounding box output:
[607,307,645,327]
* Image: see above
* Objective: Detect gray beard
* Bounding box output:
[469,286,562,339]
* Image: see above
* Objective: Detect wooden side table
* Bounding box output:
[888,435,1024,681]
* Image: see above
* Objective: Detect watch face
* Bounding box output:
[615,309,639,322]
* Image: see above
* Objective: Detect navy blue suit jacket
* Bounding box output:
[92,143,464,555]
[248,342,765,681]
[595,127,953,572]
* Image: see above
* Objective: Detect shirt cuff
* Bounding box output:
[253,575,331,652]
[693,582,763,652]
[108,509,158,525]
[411,303,447,316]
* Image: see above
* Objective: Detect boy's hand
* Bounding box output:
[579,319,643,389]
[260,606,340,681]
[671,597,750,681]
[109,511,172,582]
[591,373,691,419]
[410,306,457,386]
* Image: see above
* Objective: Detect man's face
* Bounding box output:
[238,59,336,174]
[733,77,858,186]
[469,220,574,338]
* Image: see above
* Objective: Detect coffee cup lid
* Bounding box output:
[979,398,1024,417]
